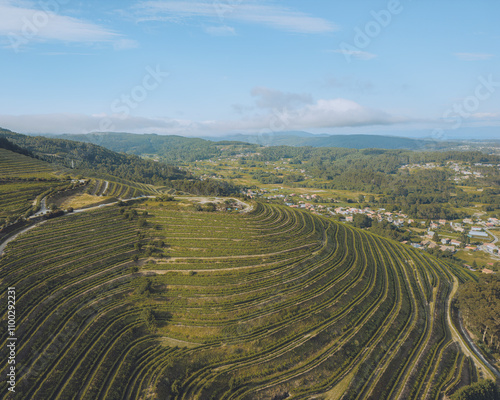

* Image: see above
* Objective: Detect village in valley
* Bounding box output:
[183,153,500,272]
[248,188,500,268]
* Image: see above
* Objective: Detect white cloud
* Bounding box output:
[205,25,236,36]
[135,1,337,33]
[454,53,494,61]
[332,49,377,60]
[0,0,129,50]
[278,98,405,129]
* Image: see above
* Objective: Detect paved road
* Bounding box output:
[447,277,499,381]
[458,312,500,380]
[31,196,49,217]
[0,221,48,256]
[485,228,498,244]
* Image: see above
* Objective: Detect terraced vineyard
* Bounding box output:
[0,148,57,179]
[0,199,484,399]
[0,148,68,224]
[87,178,162,198]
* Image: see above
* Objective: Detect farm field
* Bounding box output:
[0,199,487,399]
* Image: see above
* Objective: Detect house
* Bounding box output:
[439,219,447,225]
[483,243,498,254]
[465,246,477,251]
[440,245,456,253]
[450,240,461,247]
[441,238,450,245]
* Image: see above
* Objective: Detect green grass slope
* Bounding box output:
[0,200,479,399]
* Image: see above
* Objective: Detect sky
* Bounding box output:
[0,0,499,139]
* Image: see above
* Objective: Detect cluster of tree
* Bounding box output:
[451,380,499,400]
[169,179,239,196]
[352,215,410,241]
[252,146,499,219]
[1,131,188,183]
[0,135,35,157]
[252,171,283,184]
[457,276,500,354]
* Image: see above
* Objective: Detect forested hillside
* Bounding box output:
[0,129,187,185]
[45,132,258,162]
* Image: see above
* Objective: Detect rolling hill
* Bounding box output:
[0,198,487,399]
[36,131,448,162]
[41,131,258,162]
[206,131,449,150]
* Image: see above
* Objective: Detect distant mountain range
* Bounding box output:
[39,130,456,154]
[203,131,450,150]
[25,130,500,161]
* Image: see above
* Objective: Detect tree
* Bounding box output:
[450,379,499,400]
[135,278,153,297]
[353,214,372,229]
[204,203,216,212]
[141,308,158,333]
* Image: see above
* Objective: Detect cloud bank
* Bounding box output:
[0,90,410,135]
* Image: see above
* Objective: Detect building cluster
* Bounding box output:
[400,161,500,183]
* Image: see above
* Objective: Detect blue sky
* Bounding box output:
[0,0,499,139]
